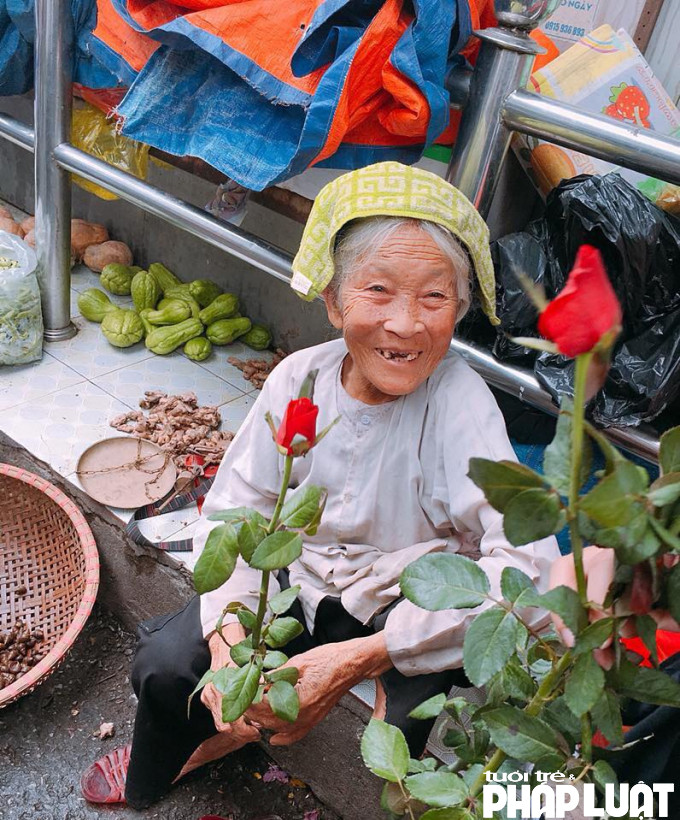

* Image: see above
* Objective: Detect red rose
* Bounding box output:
[275,397,319,456]
[538,245,622,358]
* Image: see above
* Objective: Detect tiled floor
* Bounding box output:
[0,211,267,567]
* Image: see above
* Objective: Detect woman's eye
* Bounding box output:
[368,285,386,293]
[427,291,446,299]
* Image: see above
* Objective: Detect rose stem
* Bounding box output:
[251,455,294,650]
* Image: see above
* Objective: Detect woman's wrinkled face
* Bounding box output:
[323,224,460,404]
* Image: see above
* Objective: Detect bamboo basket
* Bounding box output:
[0,463,99,707]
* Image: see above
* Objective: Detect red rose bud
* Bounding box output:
[538,245,622,358]
[276,397,319,456]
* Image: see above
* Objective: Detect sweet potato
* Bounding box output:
[83,240,133,272]
[0,216,24,237]
[71,219,109,260]
[23,228,35,248]
[20,215,35,234]
[0,206,13,220]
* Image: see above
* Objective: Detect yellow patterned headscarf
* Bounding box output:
[291,161,499,325]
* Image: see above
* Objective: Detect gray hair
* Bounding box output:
[329,216,472,323]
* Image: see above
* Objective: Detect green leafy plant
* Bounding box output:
[191,370,338,725]
[361,246,680,818]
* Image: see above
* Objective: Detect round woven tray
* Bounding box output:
[0,464,99,708]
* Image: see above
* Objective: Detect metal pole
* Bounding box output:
[450,340,659,463]
[446,28,540,217]
[53,144,295,284]
[503,89,680,186]
[0,114,35,153]
[34,0,76,341]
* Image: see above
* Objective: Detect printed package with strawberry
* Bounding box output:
[512,24,680,215]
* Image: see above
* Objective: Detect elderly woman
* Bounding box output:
[82,162,559,809]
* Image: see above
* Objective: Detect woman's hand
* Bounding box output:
[201,625,261,743]
[245,633,392,746]
[549,546,680,668]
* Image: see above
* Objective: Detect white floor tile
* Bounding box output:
[92,353,245,411]
[197,341,276,391]
[45,314,154,379]
[69,265,110,294]
[218,392,258,434]
[0,353,86,411]
[0,381,131,476]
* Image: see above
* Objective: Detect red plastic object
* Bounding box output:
[81,744,131,804]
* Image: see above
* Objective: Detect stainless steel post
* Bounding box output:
[446,1,558,216]
[503,89,680,186]
[34,0,76,340]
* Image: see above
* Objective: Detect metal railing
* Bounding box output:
[0,0,675,463]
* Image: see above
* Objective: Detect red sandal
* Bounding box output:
[81,744,131,804]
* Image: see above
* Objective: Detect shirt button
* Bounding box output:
[360,414,371,426]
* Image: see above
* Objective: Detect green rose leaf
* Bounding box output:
[617,523,662,565]
[648,517,680,553]
[668,564,680,625]
[467,458,546,512]
[207,506,252,522]
[591,689,624,747]
[263,650,288,669]
[236,510,270,562]
[463,606,523,687]
[544,399,592,495]
[187,668,214,717]
[543,697,581,748]
[237,608,257,630]
[579,461,648,528]
[408,693,447,720]
[361,719,409,783]
[280,485,324,528]
[268,585,301,615]
[565,653,605,716]
[501,656,537,701]
[229,638,255,667]
[607,657,680,706]
[572,618,615,656]
[503,488,566,546]
[220,661,262,723]
[265,666,299,685]
[501,567,534,604]
[194,523,239,594]
[408,757,438,773]
[267,679,300,722]
[635,614,658,666]
[648,473,680,507]
[660,426,680,475]
[538,585,587,634]
[482,706,565,763]
[403,771,467,808]
[592,760,618,794]
[264,616,304,648]
[400,554,490,611]
[250,531,303,571]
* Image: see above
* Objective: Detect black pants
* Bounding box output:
[125,593,470,809]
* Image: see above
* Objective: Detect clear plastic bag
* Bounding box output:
[71,101,149,201]
[0,231,43,366]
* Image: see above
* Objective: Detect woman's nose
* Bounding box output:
[382,299,424,337]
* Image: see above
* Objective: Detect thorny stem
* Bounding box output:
[471,651,573,797]
[568,352,592,606]
[250,455,294,649]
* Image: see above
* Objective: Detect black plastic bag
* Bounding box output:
[486,174,680,428]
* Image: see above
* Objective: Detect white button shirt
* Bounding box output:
[194,339,559,676]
